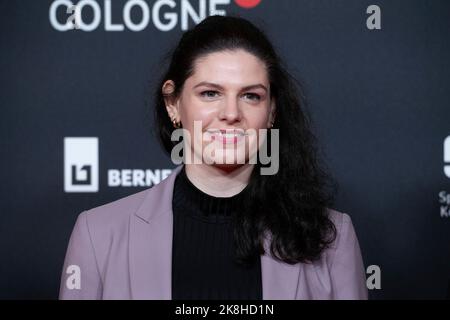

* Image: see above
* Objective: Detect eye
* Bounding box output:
[243,93,261,101]
[200,90,220,99]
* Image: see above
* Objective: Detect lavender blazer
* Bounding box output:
[59,165,368,300]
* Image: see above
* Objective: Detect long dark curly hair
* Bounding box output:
[153,15,338,266]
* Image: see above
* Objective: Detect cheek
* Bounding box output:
[180,98,214,123]
[180,106,216,145]
[245,109,270,129]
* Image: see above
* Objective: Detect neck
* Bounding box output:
[184,163,254,198]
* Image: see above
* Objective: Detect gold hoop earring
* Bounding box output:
[172,119,181,128]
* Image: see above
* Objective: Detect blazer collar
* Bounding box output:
[129,164,300,299]
[134,165,183,223]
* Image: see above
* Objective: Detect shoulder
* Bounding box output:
[322,208,368,299]
[76,165,182,234]
[80,188,151,231]
[68,188,155,262]
[327,207,353,238]
[323,208,362,265]
[69,188,153,249]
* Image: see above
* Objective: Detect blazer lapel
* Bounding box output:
[261,235,301,299]
[129,164,300,300]
[129,165,183,299]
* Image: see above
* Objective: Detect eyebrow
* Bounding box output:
[193,81,268,92]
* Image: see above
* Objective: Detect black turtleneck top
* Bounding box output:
[171,166,262,300]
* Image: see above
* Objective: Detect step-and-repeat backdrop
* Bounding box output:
[1,0,449,299]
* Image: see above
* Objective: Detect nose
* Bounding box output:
[218,96,242,124]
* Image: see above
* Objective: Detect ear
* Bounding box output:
[162,80,180,122]
[267,98,276,127]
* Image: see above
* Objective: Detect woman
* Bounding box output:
[59,15,368,300]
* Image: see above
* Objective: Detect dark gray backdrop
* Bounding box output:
[1,0,449,299]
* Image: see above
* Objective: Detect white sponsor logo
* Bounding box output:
[50,0,231,32]
[439,136,450,218]
[64,137,172,191]
[64,137,99,192]
[444,136,450,178]
[108,169,172,187]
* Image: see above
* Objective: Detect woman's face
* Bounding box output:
[163,49,275,170]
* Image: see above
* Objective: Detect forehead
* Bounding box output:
[188,50,269,86]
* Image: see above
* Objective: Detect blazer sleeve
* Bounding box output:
[59,211,102,300]
[330,213,368,300]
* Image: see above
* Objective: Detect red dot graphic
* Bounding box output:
[234,0,262,9]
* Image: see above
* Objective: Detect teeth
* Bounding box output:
[207,130,246,136]
[223,133,242,137]
[213,133,245,138]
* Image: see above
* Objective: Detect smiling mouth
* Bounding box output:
[206,129,248,144]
